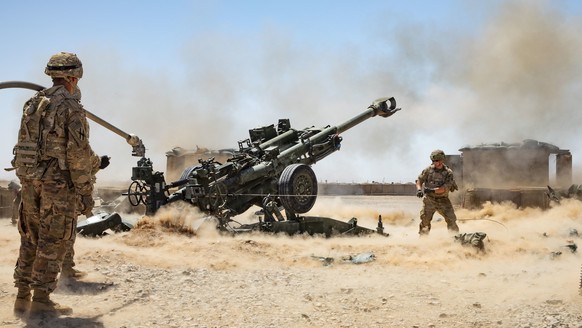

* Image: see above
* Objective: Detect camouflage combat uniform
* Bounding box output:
[417,163,459,234]
[12,84,99,308]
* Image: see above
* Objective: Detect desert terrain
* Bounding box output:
[0,195,581,328]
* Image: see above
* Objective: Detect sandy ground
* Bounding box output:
[0,195,581,328]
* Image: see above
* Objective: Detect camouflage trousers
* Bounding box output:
[14,178,77,293]
[62,232,77,270]
[62,193,88,270]
[419,195,459,234]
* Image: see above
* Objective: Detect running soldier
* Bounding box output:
[415,149,459,235]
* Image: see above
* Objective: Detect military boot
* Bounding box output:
[447,222,460,233]
[418,226,430,236]
[13,288,31,317]
[29,290,72,317]
[61,267,88,279]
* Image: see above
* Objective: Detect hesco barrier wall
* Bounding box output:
[462,187,550,210]
[318,183,416,196]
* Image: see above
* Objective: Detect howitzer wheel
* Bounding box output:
[207,182,228,211]
[278,164,318,214]
[127,180,148,206]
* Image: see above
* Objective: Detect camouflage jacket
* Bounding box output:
[417,164,455,197]
[13,85,99,196]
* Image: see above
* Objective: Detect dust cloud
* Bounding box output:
[109,194,581,275]
[34,0,575,186]
[3,1,582,324]
[452,2,582,143]
[135,195,582,267]
[111,194,582,303]
[1,196,581,326]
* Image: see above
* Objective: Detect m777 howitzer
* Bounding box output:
[126,97,401,236]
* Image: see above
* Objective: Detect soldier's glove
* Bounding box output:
[99,155,110,169]
[78,194,94,216]
[416,189,424,198]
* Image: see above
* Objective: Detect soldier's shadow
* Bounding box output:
[21,280,116,327]
[21,291,141,328]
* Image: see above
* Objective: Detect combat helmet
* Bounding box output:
[430,149,446,161]
[44,52,83,79]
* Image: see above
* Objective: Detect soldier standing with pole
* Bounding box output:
[11,52,108,317]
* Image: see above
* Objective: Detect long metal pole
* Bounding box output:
[0,80,144,153]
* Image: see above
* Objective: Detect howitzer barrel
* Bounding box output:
[278,97,399,161]
[235,97,400,185]
[236,97,399,185]
[336,97,399,134]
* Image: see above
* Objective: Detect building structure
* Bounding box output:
[449,139,572,209]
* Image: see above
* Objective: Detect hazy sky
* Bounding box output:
[2,0,582,185]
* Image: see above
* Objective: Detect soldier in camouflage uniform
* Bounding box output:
[415,149,459,235]
[11,52,108,317]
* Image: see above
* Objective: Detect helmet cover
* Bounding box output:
[44,52,83,79]
[430,149,446,161]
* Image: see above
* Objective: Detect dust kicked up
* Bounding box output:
[1,196,581,327]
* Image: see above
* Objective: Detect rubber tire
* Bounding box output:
[278,164,318,214]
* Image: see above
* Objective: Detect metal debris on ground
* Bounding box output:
[311,252,376,266]
[344,252,376,264]
[311,256,335,266]
[453,232,487,251]
[76,212,132,237]
[563,242,578,253]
